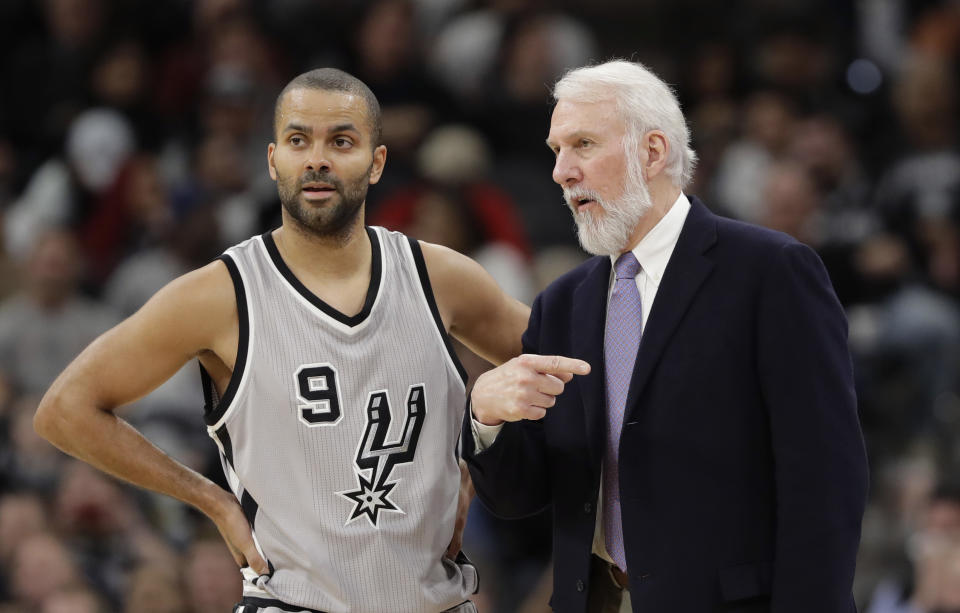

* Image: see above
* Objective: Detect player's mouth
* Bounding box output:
[301,182,337,200]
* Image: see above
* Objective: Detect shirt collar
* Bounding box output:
[610,192,691,286]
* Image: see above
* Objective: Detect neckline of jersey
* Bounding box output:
[260,226,383,327]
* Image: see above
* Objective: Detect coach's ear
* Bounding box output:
[267,143,278,181]
[368,145,387,185]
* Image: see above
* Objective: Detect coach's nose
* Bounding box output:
[552,150,582,186]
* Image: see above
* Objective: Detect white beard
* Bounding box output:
[563,158,653,256]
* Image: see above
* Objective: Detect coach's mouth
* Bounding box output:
[575,197,597,211]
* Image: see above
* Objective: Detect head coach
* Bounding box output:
[462,59,870,613]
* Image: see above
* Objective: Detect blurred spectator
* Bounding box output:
[371,124,536,303]
[1,0,110,176]
[123,565,186,613]
[874,53,960,296]
[711,90,797,221]
[1,395,64,492]
[0,220,20,304]
[7,532,86,610]
[4,108,135,260]
[88,37,158,147]
[0,492,48,567]
[868,479,960,613]
[53,461,178,606]
[0,229,117,396]
[80,153,176,283]
[169,129,265,248]
[758,160,823,245]
[154,5,283,128]
[349,0,453,156]
[182,538,242,613]
[430,4,595,106]
[41,586,107,613]
[0,137,16,208]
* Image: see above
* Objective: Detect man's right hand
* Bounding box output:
[471,354,590,426]
[210,490,270,575]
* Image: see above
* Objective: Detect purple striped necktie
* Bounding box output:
[603,251,642,571]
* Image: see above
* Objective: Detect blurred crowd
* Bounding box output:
[0,0,959,611]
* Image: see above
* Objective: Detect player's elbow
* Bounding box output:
[34,388,70,445]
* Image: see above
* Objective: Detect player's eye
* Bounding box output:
[333,137,353,148]
[289,135,304,146]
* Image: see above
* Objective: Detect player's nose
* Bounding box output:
[304,145,331,172]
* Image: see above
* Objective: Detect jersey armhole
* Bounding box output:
[405,237,469,386]
[202,254,251,426]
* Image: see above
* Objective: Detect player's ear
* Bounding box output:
[368,145,387,185]
[267,143,278,181]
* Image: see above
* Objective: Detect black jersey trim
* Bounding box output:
[240,490,259,526]
[239,597,329,613]
[237,490,275,578]
[406,237,468,386]
[202,254,250,426]
[261,227,382,327]
[215,423,235,467]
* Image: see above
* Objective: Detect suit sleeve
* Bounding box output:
[461,293,552,519]
[757,242,869,613]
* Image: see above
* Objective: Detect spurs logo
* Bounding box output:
[337,384,425,526]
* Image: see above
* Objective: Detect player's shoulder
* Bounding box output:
[412,238,482,284]
[150,258,236,318]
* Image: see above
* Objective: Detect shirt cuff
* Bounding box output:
[471,415,504,451]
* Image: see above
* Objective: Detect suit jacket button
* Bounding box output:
[576,579,584,592]
[584,502,592,513]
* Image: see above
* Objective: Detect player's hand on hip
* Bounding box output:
[211,491,269,575]
[471,354,590,426]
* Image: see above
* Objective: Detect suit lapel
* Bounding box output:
[571,256,611,470]
[624,197,717,422]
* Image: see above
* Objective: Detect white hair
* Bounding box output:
[553,59,697,188]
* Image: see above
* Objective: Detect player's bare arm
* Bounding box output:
[33,260,269,574]
[419,242,589,424]
[418,241,529,365]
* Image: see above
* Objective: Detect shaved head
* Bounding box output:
[274,68,382,147]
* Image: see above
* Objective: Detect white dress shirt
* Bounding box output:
[472,192,692,564]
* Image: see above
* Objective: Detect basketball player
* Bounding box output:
[34,69,570,613]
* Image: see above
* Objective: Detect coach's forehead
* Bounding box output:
[276,88,373,135]
[547,98,624,144]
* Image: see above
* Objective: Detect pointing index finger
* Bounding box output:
[522,354,590,376]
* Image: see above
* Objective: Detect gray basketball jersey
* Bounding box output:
[201,227,476,613]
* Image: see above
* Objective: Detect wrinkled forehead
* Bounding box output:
[547,97,626,143]
[275,88,373,136]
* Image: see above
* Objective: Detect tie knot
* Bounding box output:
[614,252,640,280]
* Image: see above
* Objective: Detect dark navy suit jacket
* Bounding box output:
[463,197,869,613]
